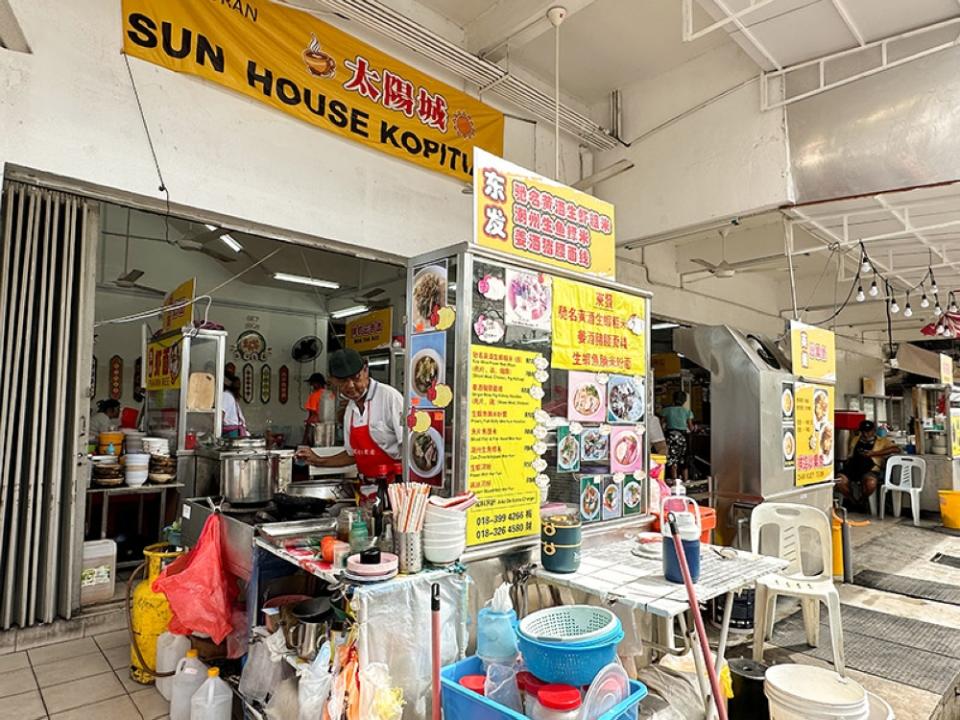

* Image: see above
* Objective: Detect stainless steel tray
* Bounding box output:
[257,517,337,543]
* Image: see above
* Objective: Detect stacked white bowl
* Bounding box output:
[124,430,146,454]
[142,437,170,456]
[422,504,467,565]
[124,453,151,486]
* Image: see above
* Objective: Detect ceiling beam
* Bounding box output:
[467,0,599,62]
[829,0,865,46]
[0,0,29,52]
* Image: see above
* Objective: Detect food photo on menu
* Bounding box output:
[602,476,622,521]
[607,374,645,424]
[568,371,606,423]
[579,426,610,466]
[579,476,602,523]
[411,263,447,329]
[610,426,643,473]
[504,268,552,331]
[556,425,581,473]
[408,331,446,408]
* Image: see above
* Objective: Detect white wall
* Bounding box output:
[591,42,793,243]
[0,0,589,260]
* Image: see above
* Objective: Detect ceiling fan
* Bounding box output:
[113,269,165,295]
[686,230,785,282]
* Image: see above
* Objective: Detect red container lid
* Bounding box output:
[459,674,486,695]
[538,684,582,711]
[517,671,547,694]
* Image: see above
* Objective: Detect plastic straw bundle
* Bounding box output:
[388,482,431,533]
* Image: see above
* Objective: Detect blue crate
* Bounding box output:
[440,656,648,720]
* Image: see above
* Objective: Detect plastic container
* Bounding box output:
[190,667,232,720]
[517,626,624,686]
[442,656,647,720]
[80,539,117,606]
[170,650,208,720]
[662,499,701,584]
[476,607,519,665]
[517,671,547,714]
[349,518,369,553]
[939,490,960,529]
[866,692,894,720]
[459,674,486,695]
[530,684,581,720]
[765,664,868,720]
[519,605,619,646]
[540,516,581,574]
[156,632,191,700]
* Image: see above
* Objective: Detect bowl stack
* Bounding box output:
[123,453,150,487]
[148,455,177,484]
[123,430,146,454]
[423,504,467,565]
[142,437,170,456]
[91,455,123,487]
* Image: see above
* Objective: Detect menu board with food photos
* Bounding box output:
[781,381,796,470]
[794,382,834,486]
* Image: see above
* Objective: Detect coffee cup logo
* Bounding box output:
[303,34,336,78]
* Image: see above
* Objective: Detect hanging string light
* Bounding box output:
[951,293,959,314]
[856,284,865,302]
[921,285,930,308]
[904,293,913,317]
[931,269,938,294]
[869,277,879,297]
[935,296,943,316]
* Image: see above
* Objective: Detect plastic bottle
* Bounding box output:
[170,649,208,720]
[155,632,191,700]
[349,518,369,553]
[190,667,232,720]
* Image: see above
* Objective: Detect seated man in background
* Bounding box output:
[835,420,899,509]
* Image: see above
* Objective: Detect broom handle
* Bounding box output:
[668,514,728,720]
[432,583,442,720]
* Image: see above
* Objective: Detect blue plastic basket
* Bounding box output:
[519,612,623,649]
[441,656,647,720]
[517,627,625,686]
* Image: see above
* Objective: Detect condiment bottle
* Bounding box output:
[531,684,582,720]
[349,518,369,553]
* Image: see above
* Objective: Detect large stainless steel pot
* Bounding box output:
[221,451,272,504]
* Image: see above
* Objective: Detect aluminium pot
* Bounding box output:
[221,451,272,504]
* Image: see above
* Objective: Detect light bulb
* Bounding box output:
[932,281,939,294]
[946,327,954,338]
[904,303,913,318]
[937,324,945,335]
[890,299,900,314]
[936,303,943,316]
[861,259,871,274]
[869,280,879,297]
[952,300,959,313]
[856,286,865,302]
[921,294,930,308]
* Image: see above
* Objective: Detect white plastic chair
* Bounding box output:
[880,456,925,526]
[751,503,845,676]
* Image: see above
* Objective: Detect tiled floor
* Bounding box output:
[0,627,169,720]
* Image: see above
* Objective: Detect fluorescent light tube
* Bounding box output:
[220,234,243,252]
[651,322,680,330]
[331,305,369,319]
[273,272,340,289]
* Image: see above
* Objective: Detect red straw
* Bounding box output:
[667,513,728,720]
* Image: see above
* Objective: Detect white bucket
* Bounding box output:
[765,665,868,720]
[866,692,894,719]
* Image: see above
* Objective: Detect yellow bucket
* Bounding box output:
[939,490,960,529]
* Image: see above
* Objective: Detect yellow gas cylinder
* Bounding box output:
[130,543,183,684]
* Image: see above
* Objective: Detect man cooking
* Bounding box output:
[836,420,900,508]
[295,349,404,478]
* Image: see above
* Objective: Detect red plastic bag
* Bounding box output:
[153,513,237,644]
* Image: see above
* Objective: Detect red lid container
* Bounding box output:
[537,684,582,711]
[517,671,547,695]
[459,674,486,695]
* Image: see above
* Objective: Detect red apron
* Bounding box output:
[349,420,398,479]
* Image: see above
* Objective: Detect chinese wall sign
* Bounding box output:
[551,277,646,375]
[790,320,836,383]
[161,278,196,334]
[466,345,541,546]
[122,0,503,182]
[473,149,616,279]
[146,336,182,391]
[346,308,393,352]
[941,353,954,386]
[794,382,834,487]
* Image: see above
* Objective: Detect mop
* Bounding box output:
[667,513,729,720]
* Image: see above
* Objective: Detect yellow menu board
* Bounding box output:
[122,0,503,182]
[941,353,954,386]
[146,335,183,391]
[790,320,836,383]
[161,278,196,334]
[466,345,541,546]
[551,277,647,375]
[952,413,960,458]
[794,382,834,487]
[473,149,616,279]
[346,307,393,352]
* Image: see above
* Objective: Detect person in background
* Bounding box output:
[647,414,668,456]
[296,349,403,476]
[302,372,329,444]
[221,374,248,438]
[89,399,121,443]
[836,420,900,509]
[661,390,694,480]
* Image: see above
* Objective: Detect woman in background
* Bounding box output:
[661,390,694,480]
[89,399,121,443]
[222,374,248,438]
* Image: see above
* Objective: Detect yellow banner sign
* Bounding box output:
[122,1,503,182]
[161,278,196,334]
[790,320,836,383]
[466,345,541,546]
[551,277,646,375]
[146,335,183,391]
[346,307,393,353]
[952,413,960,458]
[941,353,954,386]
[473,149,616,279]
[794,382,834,487]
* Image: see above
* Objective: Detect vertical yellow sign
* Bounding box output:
[794,382,834,487]
[790,320,836,383]
[941,353,954,386]
[952,414,960,458]
[161,278,196,334]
